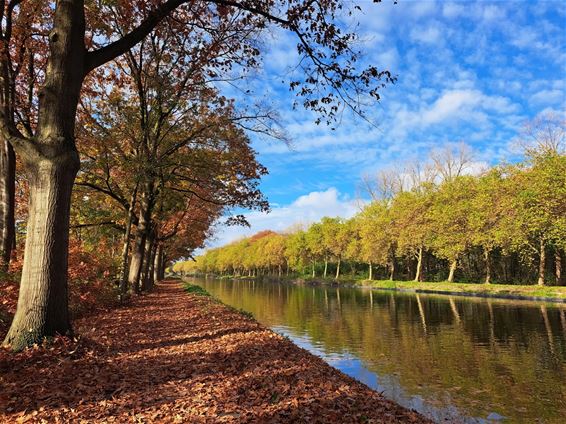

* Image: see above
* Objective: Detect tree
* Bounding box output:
[2,0,395,350]
[358,201,396,280]
[428,176,476,282]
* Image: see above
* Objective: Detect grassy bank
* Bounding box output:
[355,280,566,300]
[182,273,566,302]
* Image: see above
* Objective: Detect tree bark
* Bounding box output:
[335,258,341,279]
[119,186,138,297]
[538,238,546,286]
[323,258,328,278]
[3,154,79,350]
[447,259,457,283]
[0,138,15,270]
[368,261,373,281]
[127,189,153,293]
[3,0,86,350]
[311,261,315,278]
[153,244,162,283]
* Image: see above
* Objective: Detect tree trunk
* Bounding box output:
[119,186,138,297]
[447,259,457,283]
[141,236,154,291]
[414,247,423,282]
[128,189,153,293]
[335,258,341,279]
[153,245,162,283]
[484,249,491,284]
[323,258,328,278]
[3,154,79,350]
[368,261,373,281]
[311,261,315,278]
[0,138,15,270]
[538,239,546,286]
[2,0,86,350]
[389,260,395,281]
[555,250,562,285]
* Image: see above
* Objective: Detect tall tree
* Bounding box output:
[2,0,393,350]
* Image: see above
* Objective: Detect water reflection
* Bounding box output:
[189,278,566,423]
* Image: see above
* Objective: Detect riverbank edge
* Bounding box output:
[180,275,566,304]
[182,281,430,423]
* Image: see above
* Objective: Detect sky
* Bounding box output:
[207,0,566,249]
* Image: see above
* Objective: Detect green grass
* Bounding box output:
[356,279,566,300]
[183,282,255,319]
[183,283,211,297]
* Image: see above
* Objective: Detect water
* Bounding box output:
[188,277,566,423]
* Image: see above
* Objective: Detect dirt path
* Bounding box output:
[0,280,429,423]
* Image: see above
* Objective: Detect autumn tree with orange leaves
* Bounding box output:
[1,0,394,351]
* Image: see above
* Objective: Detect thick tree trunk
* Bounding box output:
[335,258,341,279]
[2,0,86,350]
[538,239,546,286]
[414,247,423,282]
[447,259,457,283]
[0,139,15,270]
[128,189,153,293]
[484,249,491,284]
[555,250,562,285]
[3,154,79,350]
[368,261,373,280]
[128,231,146,294]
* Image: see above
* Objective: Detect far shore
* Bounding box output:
[178,274,566,304]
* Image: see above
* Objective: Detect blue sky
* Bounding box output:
[210,0,566,248]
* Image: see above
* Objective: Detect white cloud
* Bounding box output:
[530,89,566,106]
[207,188,361,248]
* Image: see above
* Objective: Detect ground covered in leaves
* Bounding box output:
[0,280,429,423]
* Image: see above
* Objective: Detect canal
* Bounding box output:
[188,277,566,423]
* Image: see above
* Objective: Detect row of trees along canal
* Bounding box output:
[0,1,395,351]
[176,129,566,286]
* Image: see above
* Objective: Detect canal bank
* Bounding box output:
[1,280,428,423]
[205,274,566,304]
[188,276,566,423]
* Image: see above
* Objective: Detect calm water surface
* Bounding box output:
[188,277,566,423]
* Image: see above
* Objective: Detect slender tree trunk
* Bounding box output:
[323,258,328,278]
[389,260,395,281]
[447,259,457,283]
[414,247,423,282]
[555,250,562,285]
[484,249,491,284]
[335,258,341,279]
[311,261,315,278]
[538,239,546,286]
[0,139,15,270]
[368,261,373,280]
[141,236,154,291]
[153,245,162,283]
[146,239,157,291]
[119,186,138,297]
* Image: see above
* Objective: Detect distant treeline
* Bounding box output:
[176,145,565,286]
